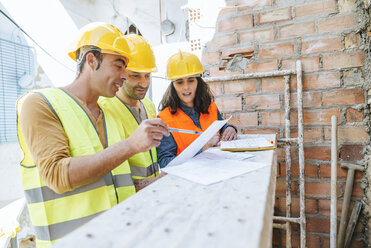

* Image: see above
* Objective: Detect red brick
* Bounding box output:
[295,1,335,18]
[324,126,368,143]
[351,182,364,198]
[302,71,340,90]
[276,179,298,196]
[322,88,365,106]
[272,228,281,246]
[245,94,281,110]
[305,146,331,160]
[346,108,363,123]
[207,82,223,96]
[259,42,295,59]
[219,14,253,32]
[218,7,236,18]
[301,37,342,54]
[293,198,317,215]
[221,46,254,60]
[345,33,362,49]
[261,111,298,126]
[308,217,330,233]
[257,7,292,25]
[215,97,242,111]
[223,79,257,94]
[289,91,322,108]
[206,33,237,50]
[278,22,315,39]
[318,199,343,216]
[262,77,285,92]
[244,60,278,73]
[339,144,364,161]
[322,51,365,70]
[304,108,340,125]
[277,196,317,214]
[318,14,356,33]
[281,56,320,72]
[227,112,258,127]
[201,51,220,65]
[277,146,297,161]
[240,28,274,43]
[209,67,241,77]
[243,128,279,135]
[306,181,331,197]
[290,127,322,143]
[236,0,270,11]
[320,163,349,179]
[280,161,319,178]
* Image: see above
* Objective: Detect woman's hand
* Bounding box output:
[221,126,237,141]
[202,134,220,151]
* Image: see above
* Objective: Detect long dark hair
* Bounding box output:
[159,77,214,114]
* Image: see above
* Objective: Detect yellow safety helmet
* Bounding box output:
[68,22,132,63]
[126,34,157,73]
[166,50,204,80]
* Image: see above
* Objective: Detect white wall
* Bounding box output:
[0,143,24,208]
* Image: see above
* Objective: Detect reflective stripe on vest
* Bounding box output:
[17,88,136,247]
[158,102,218,155]
[99,96,158,179]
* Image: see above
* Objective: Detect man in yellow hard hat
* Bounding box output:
[100,34,165,191]
[16,22,169,247]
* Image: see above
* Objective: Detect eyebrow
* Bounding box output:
[114,58,127,67]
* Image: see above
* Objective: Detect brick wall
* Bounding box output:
[202,0,369,247]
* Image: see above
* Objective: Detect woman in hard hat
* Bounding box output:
[157,50,237,168]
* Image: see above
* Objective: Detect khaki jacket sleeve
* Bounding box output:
[19,92,72,193]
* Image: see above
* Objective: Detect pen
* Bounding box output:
[152,115,202,135]
[168,128,202,135]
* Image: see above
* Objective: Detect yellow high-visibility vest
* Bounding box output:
[99,96,159,179]
[17,88,136,248]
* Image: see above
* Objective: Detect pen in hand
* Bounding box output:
[152,115,202,135]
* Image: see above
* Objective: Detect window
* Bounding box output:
[0,37,35,143]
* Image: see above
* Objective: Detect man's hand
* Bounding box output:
[133,172,168,192]
[221,126,237,141]
[126,119,170,154]
[202,133,220,151]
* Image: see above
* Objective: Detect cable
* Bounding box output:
[0,9,74,72]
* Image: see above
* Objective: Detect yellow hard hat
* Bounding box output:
[126,34,157,73]
[68,22,132,63]
[166,50,204,80]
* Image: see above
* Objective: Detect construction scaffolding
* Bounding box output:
[204,60,306,247]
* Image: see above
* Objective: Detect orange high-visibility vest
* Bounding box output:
[158,102,218,155]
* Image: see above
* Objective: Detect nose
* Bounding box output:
[120,68,128,80]
[138,75,150,87]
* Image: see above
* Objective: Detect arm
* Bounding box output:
[217,109,238,141]
[156,134,177,168]
[20,93,169,193]
[69,118,168,189]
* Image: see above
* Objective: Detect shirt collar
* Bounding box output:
[179,103,197,115]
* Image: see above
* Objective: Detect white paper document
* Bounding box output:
[220,137,275,151]
[166,117,230,167]
[162,149,268,185]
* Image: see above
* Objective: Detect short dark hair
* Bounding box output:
[76,47,103,74]
[159,77,214,114]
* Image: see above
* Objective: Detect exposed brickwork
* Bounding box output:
[203,0,368,246]
[219,14,253,32]
[294,1,335,18]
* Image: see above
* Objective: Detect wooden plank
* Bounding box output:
[53,135,277,248]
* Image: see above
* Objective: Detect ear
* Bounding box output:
[85,52,97,71]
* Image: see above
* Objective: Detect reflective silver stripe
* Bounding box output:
[112,173,134,187]
[130,163,159,177]
[34,212,102,241]
[24,175,113,204]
